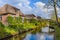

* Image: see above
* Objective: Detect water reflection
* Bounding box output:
[24,33,54,40]
[8,27,54,40]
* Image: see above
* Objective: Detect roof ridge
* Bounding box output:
[3,4,20,10]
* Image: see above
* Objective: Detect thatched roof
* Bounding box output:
[25,14,36,17]
[0,4,23,15]
[37,16,41,19]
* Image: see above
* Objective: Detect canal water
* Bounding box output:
[9,28,54,40]
[24,33,54,40]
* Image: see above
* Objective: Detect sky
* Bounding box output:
[0,0,60,19]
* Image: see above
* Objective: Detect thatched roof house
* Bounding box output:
[0,4,23,15]
[0,4,24,24]
[25,14,36,19]
[37,16,41,20]
[0,4,41,24]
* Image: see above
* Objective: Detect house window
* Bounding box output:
[0,15,2,21]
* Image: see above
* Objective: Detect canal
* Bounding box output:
[8,27,54,40]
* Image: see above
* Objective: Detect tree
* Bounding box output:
[47,0,60,25]
[51,10,56,21]
[53,0,59,24]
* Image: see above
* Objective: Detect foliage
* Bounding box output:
[7,16,14,25]
[0,22,10,38]
[0,22,4,27]
[29,18,38,26]
[23,23,36,30]
[55,26,60,40]
[5,26,18,35]
[0,16,49,38]
[49,20,60,40]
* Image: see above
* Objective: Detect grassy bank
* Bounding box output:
[50,21,60,40]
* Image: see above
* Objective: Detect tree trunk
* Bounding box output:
[53,0,59,25]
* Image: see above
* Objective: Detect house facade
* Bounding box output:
[0,4,41,24]
[0,4,23,24]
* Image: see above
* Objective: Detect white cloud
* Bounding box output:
[34,2,48,14]
[0,0,4,6]
[0,0,54,18]
[17,0,30,5]
[33,2,50,18]
[34,2,45,8]
[0,0,7,6]
[17,0,32,14]
[0,0,60,19]
[0,1,2,3]
[18,3,22,7]
[33,2,60,18]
